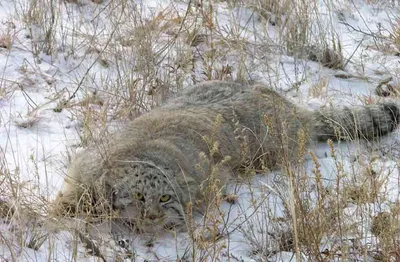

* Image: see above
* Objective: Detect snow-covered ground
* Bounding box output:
[0,0,400,261]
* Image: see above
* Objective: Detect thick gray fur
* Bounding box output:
[54,81,400,234]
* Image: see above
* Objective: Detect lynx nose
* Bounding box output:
[148,214,158,220]
[143,209,161,220]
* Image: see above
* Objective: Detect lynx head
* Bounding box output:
[110,161,188,233]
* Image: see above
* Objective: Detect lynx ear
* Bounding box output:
[169,171,189,197]
[87,172,114,214]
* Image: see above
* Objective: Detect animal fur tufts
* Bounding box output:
[53,81,400,234]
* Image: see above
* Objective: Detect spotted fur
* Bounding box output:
[54,81,400,234]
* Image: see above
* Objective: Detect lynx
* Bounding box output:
[54,81,399,234]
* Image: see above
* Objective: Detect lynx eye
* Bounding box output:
[135,192,145,201]
[160,194,171,203]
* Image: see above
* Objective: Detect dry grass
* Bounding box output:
[309,78,328,98]
[0,0,400,261]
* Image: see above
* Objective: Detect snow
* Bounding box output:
[0,0,399,261]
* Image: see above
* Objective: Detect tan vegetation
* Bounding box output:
[0,0,400,261]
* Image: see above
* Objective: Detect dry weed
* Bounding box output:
[1,0,398,261]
